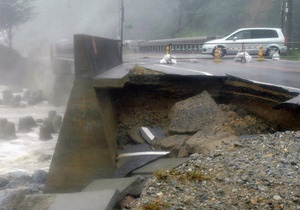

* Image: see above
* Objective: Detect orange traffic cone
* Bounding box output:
[214,47,221,63]
[257,45,265,61]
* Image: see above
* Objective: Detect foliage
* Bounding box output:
[124,0,300,43]
[142,200,170,210]
[154,169,210,182]
[0,0,36,49]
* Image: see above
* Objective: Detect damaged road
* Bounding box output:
[39,36,300,209]
[106,66,300,177]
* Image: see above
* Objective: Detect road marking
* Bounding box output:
[141,127,155,141]
[250,80,300,93]
[228,61,300,72]
[155,64,213,76]
[118,151,170,158]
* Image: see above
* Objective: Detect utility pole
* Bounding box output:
[285,0,293,45]
[281,0,285,30]
[119,0,124,62]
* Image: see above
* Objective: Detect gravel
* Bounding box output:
[130,131,300,209]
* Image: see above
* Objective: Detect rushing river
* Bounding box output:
[0,86,66,175]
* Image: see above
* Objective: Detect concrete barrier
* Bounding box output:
[44,35,122,193]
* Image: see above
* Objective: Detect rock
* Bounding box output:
[10,95,22,107]
[177,147,189,158]
[273,195,282,200]
[168,91,228,133]
[1,122,17,140]
[18,116,38,132]
[117,135,131,146]
[185,129,236,155]
[22,90,31,101]
[28,90,44,105]
[131,131,300,209]
[152,135,189,149]
[52,114,62,132]
[0,176,9,189]
[17,194,56,210]
[0,186,37,209]
[39,125,53,141]
[2,90,14,105]
[120,195,135,209]
[0,118,8,134]
[5,172,31,189]
[42,118,55,134]
[128,127,146,144]
[48,110,57,122]
[152,135,190,157]
[31,170,47,184]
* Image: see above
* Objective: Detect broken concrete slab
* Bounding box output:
[114,144,170,178]
[131,158,189,176]
[51,190,120,210]
[83,177,140,199]
[18,190,120,210]
[273,94,300,109]
[140,126,166,144]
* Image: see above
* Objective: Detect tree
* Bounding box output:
[0,0,36,49]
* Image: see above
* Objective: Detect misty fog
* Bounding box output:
[8,0,300,53]
[13,0,178,52]
[13,0,119,52]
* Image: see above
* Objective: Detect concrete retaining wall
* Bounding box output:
[45,35,122,193]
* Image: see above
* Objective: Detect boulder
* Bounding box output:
[5,172,32,189]
[10,95,22,107]
[18,116,38,132]
[1,122,17,140]
[0,170,47,209]
[48,110,57,122]
[0,118,8,134]
[128,127,146,144]
[2,90,13,105]
[152,135,190,157]
[28,90,44,105]
[52,115,62,132]
[22,90,31,101]
[0,186,37,209]
[0,176,10,189]
[185,128,237,155]
[39,125,53,141]
[168,91,228,133]
[43,118,55,134]
[31,170,48,184]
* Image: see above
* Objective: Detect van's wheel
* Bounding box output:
[266,47,279,58]
[212,46,226,58]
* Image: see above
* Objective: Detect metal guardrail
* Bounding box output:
[52,38,300,59]
[131,38,300,54]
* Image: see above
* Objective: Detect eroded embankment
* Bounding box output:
[106,67,300,157]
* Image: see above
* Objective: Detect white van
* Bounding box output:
[202,28,287,58]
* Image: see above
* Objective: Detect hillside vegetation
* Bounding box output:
[124,0,300,42]
[8,0,300,51]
